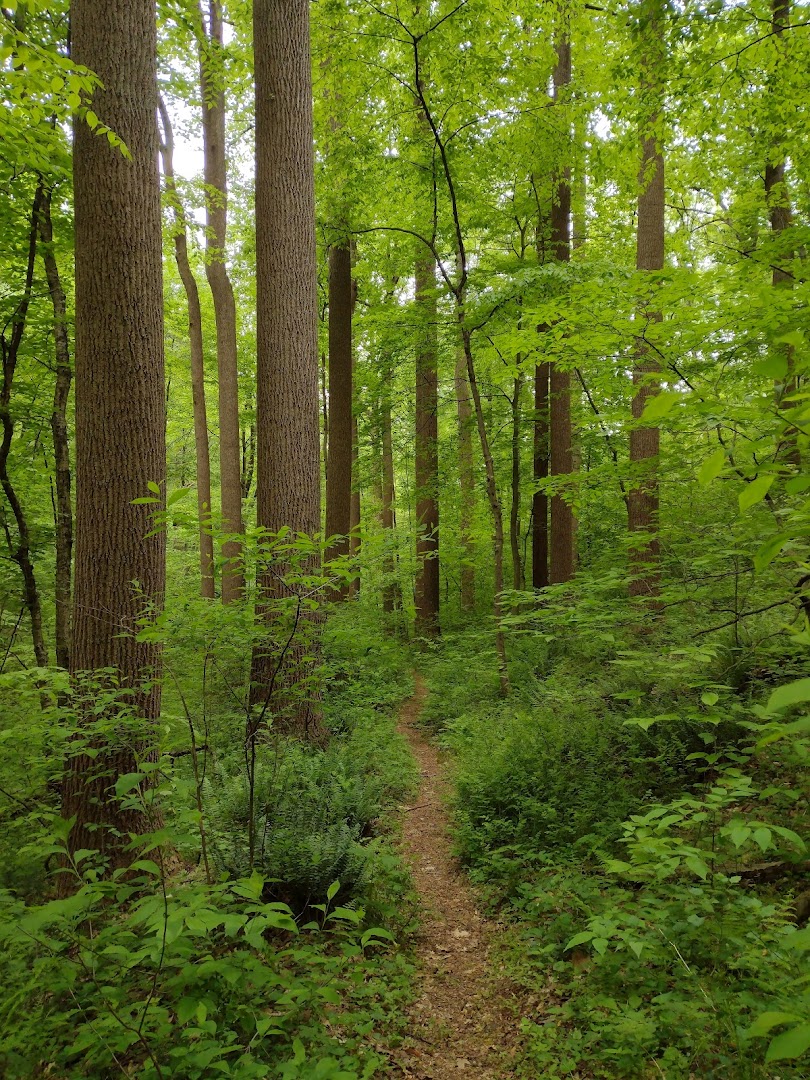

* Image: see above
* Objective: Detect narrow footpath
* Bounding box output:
[390,675,520,1079]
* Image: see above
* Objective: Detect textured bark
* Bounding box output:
[198,0,243,602]
[38,189,73,667]
[414,252,440,634]
[62,0,166,879]
[510,373,525,592]
[158,96,215,600]
[252,0,325,741]
[532,359,550,589]
[325,243,353,597]
[549,32,576,586]
[628,0,665,599]
[455,345,476,610]
[0,185,49,670]
[381,395,402,615]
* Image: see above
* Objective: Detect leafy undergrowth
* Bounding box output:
[0,607,420,1078]
[421,604,810,1079]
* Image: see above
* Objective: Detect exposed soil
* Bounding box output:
[389,674,521,1079]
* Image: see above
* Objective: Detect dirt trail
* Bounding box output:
[390,675,520,1079]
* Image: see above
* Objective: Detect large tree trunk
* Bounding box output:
[158,96,215,600]
[198,0,243,602]
[628,0,665,599]
[532,359,550,589]
[414,252,440,634]
[510,372,524,592]
[325,243,353,597]
[252,0,325,741]
[455,344,476,610]
[38,188,73,668]
[0,185,49,670]
[62,0,166,881]
[549,31,576,585]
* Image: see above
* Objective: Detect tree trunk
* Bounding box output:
[198,0,243,602]
[455,344,476,610]
[63,0,166,881]
[381,394,402,616]
[414,252,440,634]
[510,372,524,592]
[532,359,550,589]
[38,189,73,668]
[252,0,325,741]
[0,185,49,670]
[158,96,215,600]
[325,242,353,597]
[549,31,575,585]
[349,408,361,598]
[628,0,665,599]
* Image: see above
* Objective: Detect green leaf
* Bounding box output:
[754,533,789,572]
[739,474,775,512]
[753,827,772,852]
[767,679,810,713]
[147,481,161,494]
[114,772,145,798]
[640,390,681,422]
[326,880,341,902]
[766,1024,810,1063]
[565,931,594,950]
[360,927,396,948]
[701,692,719,707]
[697,448,725,486]
[685,855,709,879]
[747,1011,802,1037]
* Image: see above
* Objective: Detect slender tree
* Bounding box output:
[198,0,243,602]
[549,30,576,585]
[252,0,325,740]
[325,242,353,595]
[455,345,476,610]
[38,187,73,668]
[61,0,166,879]
[414,248,440,633]
[158,96,215,600]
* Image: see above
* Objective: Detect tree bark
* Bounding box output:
[414,251,440,634]
[63,0,166,880]
[549,31,576,585]
[455,344,476,610]
[510,372,524,592]
[628,0,665,599]
[381,393,402,616]
[198,0,243,602]
[252,0,325,741]
[37,188,73,667]
[325,242,353,597]
[532,359,550,589]
[158,95,215,600]
[349,408,361,598]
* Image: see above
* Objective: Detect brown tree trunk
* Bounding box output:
[252,0,325,741]
[455,344,476,610]
[628,0,665,599]
[549,32,575,586]
[38,189,73,668]
[158,96,215,600]
[414,252,440,634]
[198,0,243,602]
[63,0,166,881]
[241,418,255,500]
[510,372,525,592]
[381,394,402,616]
[532,359,550,589]
[325,242,353,597]
[0,185,49,669]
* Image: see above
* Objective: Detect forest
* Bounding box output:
[0,0,809,1075]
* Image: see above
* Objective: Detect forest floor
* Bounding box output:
[388,674,523,1079]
